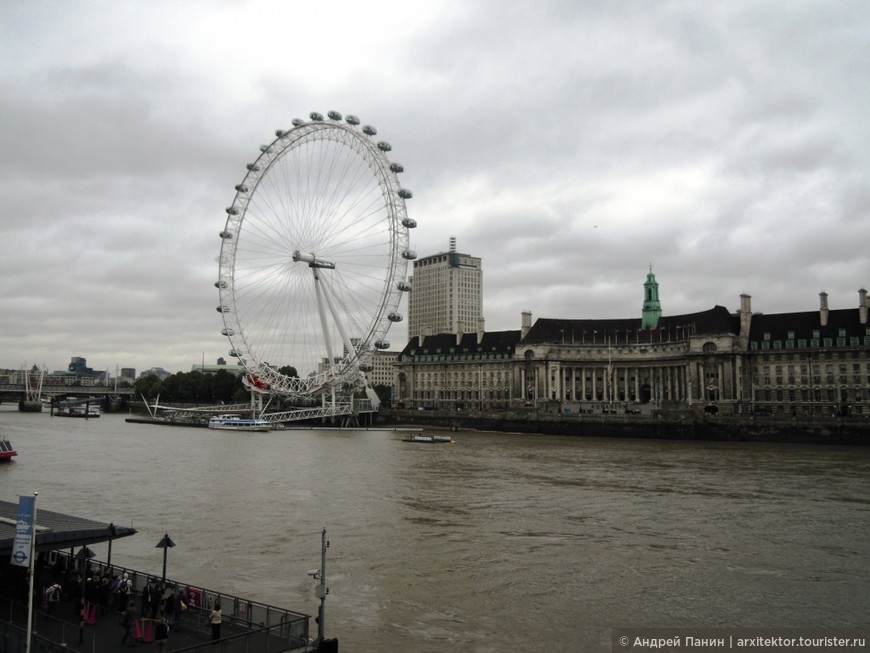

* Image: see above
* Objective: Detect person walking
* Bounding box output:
[154,616,170,653]
[119,602,138,647]
[209,601,222,641]
[173,588,186,631]
[118,572,131,615]
[43,583,61,618]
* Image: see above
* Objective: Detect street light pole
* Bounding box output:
[310,528,330,646]
[155,534,175,583]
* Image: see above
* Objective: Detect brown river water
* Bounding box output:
[2,406,869,651]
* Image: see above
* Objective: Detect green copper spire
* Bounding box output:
[641,266,662,330]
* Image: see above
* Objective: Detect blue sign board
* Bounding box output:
[11,495,35,568]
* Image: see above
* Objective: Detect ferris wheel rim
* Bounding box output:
[216,113,414,397]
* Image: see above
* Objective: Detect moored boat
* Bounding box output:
[208,414,271,432]
[54,402,101,418]
[402,433,456,444]
[0,437,17,461]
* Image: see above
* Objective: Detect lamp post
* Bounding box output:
[155,534,175,584]
[106,523,116,570]
[308,529,330,646]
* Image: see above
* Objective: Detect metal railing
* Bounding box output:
[36,551,313,652]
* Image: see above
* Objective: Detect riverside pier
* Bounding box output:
[0,500,315,652]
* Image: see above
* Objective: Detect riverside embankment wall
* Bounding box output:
[378,408,870,445]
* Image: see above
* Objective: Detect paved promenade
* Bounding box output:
[2,592,312,653]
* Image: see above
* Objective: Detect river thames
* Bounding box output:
[1,406,869,651]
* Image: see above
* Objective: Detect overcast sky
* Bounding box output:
[2,0,869,375]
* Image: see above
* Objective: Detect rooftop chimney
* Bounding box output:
[521,311,532,339]
[860,288,868,325]
[819,291,829,327]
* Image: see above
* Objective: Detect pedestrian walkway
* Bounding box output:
[1,551,313,653]
[1,594,312,653]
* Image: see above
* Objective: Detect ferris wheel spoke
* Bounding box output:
[217,113,415,399]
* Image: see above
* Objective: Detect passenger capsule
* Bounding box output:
[401,249,417,260]
[229,349,240,357]
[397,281,411,292]
[221,328,235,336]
[216,305,230,313]
[292,118,305,127]
[388,312,403,322]
[310,111,324,121]
[275,129,287,138]
[234,184,249,193]
[327,110,342,120]
[215,280,227,289]
[346,115,360,125]
[398,189,412,199]
[390,162,404,173]
[219,230,233,239]
[259,144,271,152]
[247,163,260,172]
[374,339,390,349]
[358,362,373,373]
[362,125,377,136]
[225,206,239,215]
[402,217,417,228]
[377,141,392,152]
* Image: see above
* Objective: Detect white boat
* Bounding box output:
[402,434,455,444]
[208,414,271,432]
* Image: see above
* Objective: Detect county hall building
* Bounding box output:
[394,267,870,419]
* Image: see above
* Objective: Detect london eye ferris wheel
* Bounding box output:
[216,111,417,401]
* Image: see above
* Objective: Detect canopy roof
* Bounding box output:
[0,499,136,557]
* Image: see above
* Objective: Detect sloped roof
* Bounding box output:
[748,308,867,341]
[400,330,522,355]
[520,306,739,345]
[0,499,137,557]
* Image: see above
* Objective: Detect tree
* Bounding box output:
[134,374,163,401]
[278,365,298,378]
[212,370,240,403]
[373,384,392,407]
[134,369,246,404]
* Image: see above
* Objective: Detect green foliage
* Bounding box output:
[373,384,392,406]
[278,365,298,378]
[133,369,246,403]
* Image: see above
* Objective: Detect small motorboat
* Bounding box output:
[402,434,455,444]
[0,437,18,461]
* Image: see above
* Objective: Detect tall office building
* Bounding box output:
[408,237,483,339]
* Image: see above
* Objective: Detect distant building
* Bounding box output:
[395,271,870,418]
[368,350,400,400]
[408,236,483,340]
[140,367,172,381]
[120,368,136,381]
[48,356,105,385]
